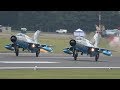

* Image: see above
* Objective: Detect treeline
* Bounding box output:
[0,11,120,33]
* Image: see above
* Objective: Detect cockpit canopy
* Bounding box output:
[16,33,25,37]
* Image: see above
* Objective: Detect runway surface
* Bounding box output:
[0,53,120,69]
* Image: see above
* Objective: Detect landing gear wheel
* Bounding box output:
[36,49,40,57]
[95,53,99,61]
[15,46,19,56]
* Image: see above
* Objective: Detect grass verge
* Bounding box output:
[0,69,120,79]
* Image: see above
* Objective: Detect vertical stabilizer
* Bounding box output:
[33,30,40,43]
[92,31,101,48]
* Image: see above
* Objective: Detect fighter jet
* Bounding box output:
[63,31,112,61]
[5,30,53,57]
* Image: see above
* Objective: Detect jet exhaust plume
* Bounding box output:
[108,36,120,48]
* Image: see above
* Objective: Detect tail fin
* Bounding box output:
[32,30,40,43]
[91,31,101,48]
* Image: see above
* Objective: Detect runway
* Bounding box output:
[0,53,120,69]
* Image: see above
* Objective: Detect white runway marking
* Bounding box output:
[0,67,120,69]
[0,61,60,63]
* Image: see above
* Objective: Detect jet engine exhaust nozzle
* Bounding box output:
[10,36,17,43]
[69,39,76,46]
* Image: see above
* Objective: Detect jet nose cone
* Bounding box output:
[5,44,14,50]
[103,50,112,56]
[5,45,10,48]
[5,45,8,49]
[48,48,53,52]
[42,46,53,52]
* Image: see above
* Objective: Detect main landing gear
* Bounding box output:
[72,49,100,61]
[36,49,40,57]
[73,49,78,60]
[13,45,19,56]
[95,53,99,61]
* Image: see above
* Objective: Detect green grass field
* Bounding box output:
[0,69,120,79]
